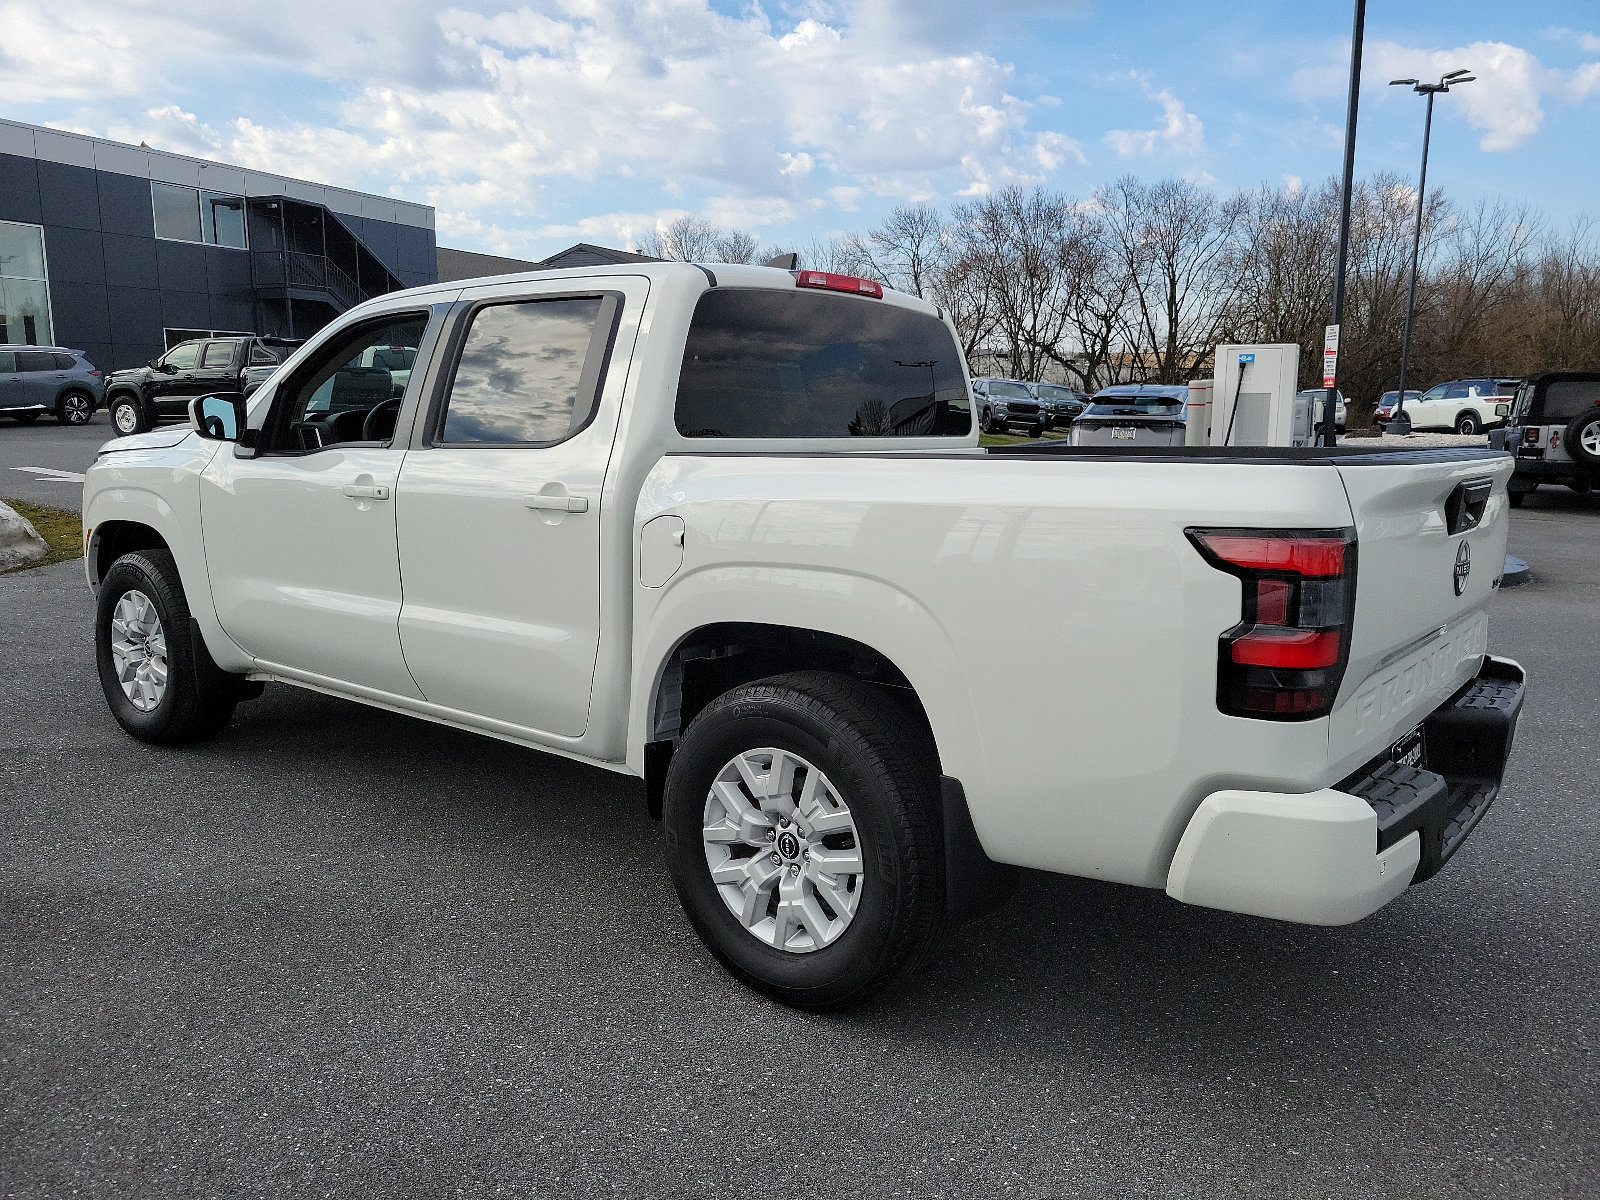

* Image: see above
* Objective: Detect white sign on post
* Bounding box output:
[1322,324,1340,388]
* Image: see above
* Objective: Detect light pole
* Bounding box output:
[1322,0,1365,449]
[1386,68,1474,435]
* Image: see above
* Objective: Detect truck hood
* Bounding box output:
[97,429,195,454]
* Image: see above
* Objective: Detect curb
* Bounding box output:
[1502,554,1531,589]
[0,500,49,571]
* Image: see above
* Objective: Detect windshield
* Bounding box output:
[987,382,1032,400]
[676,289,971,438]
[1036,386,1076,401]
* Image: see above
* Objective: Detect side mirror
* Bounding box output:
[189,394,248,442]
[1496,402,1511,418]
[161,361,180,374]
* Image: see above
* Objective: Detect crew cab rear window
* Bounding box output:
[675,289,971,438]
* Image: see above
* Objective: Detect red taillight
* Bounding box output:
[89,368,103,376]
[795,270,883,298]
[1189,527,1357,721]
[1190,533,1345,577]
[1230,630,1342,669]
[1523,427,1539,445]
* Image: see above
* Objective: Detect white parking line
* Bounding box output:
[9,466,86,483]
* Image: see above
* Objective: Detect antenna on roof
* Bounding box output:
[762,252,799,270]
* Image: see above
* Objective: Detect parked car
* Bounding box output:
[1500,370,1600,505]
[972,376,1047,436]
[1069,384,1189,447]
[0,345,103,425]
[1031,383,1088,428]
[105,335,298,435]
[1402,378,1515,435]
[1297,388,1347,433]
[1375,390,1422,428]
[83,261,1525,1009]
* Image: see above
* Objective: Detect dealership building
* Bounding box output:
[0,116,453,373]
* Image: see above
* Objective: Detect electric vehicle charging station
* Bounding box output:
[1210,344,1307,447]
[1184,379,1214,446]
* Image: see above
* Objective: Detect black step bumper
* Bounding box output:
[1339,656,1526,885]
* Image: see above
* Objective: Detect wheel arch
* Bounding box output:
[631,577,982,820]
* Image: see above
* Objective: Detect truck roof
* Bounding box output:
[377,260,942,319]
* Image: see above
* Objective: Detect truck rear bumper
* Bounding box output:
[1165,655,1525,926]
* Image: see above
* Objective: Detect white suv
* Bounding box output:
[1405,379,1514,435]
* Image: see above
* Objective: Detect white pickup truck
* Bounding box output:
[82,263,1527,1008]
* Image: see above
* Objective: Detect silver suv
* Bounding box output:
[0,346,104,425]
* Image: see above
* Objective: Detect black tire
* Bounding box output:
[1508,488,1526,508]
[1027,423,1044,438]
[662,671,947,1009]
[1455,412,1480,436]
[982,409,1002,434]
[11,411,41,424]
[109,394,149,436]
[56,391,94,425]
[1565,409,1600,468]
[96,549,240,744]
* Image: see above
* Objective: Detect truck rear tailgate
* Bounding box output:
[1327,449,1514,777]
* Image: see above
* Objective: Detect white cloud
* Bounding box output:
[6,0,1086,240]
[1103,73,1205,158]
[1372,41,1557,152]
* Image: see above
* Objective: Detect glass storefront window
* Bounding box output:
[0,221,51,345]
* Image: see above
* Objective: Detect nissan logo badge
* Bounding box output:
[1454,541,1472,596]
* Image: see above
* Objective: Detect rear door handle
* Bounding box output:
[523,493,589,513]
[342,483,390,500]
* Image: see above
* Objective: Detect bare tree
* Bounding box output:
[636,216,761,264]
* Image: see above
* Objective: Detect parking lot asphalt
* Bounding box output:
[2,475,1597,1199]
[0,413,109,510]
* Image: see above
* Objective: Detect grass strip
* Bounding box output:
[2,499,83,573]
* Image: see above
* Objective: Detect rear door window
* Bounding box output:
[200,340,239,368]
[436,296,616,446]
[17,350,55,371]
[675,288,970,438]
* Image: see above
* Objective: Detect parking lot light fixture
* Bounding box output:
[1389,69,1475,436]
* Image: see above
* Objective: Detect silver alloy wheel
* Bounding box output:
[62,394,91,423]
[109,590,169,713]
[702,747,865,954]
[1582,421,1600,458]
[113,401,139,434]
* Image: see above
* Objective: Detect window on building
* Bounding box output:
[0,220,52,346]
[436,298,613,446]
[153,182,248,249]
[164,328,252,350]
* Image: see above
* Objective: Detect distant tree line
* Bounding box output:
[637,177,1600,424]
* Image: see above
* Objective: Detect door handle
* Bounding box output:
[523,493,589,513]
[342,483,390,500]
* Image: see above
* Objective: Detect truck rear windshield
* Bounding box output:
[675,289,971,438]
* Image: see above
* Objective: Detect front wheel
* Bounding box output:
[109,395,148,436]
[1027,423,1044,438]
[1455,412,1481,435]
[96,549,241,744]
[662,671,947,1009]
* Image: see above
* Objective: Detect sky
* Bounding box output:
[3,0,1598,260]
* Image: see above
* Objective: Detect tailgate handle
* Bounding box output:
[1445,479,1493,535]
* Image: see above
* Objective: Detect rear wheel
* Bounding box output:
[1508,489,1526,508]
[109,395,148,436]
[96,549,241,744]
[56,391,94,425]
[1455,412,1481,435]
[662,671,946,1009]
